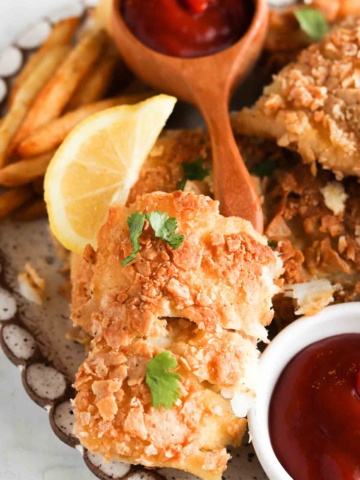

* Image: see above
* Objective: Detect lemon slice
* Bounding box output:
[44,94,177,254]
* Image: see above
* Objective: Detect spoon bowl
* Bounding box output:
[111,0,268,232]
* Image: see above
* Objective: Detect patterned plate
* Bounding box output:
[0,2,268,479]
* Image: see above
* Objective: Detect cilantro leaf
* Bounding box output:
[250,159,277,178]
[268,240,278,250]
[164,216,177,233]
[121,212,145,265]
[177,179,187,191]
[167,233,185,250]
[145,211,168,238]
[178,158,210,190]
[295,7,329,41]
[146,211,185,250]
[183,158,210,181]
[146,351,181,409]
[121,210,185,264]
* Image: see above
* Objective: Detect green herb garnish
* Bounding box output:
[146,211,185,250]
[121,211,185,265]
[268,240,278,250]
[250,159,277,178]
[121,212,145,265]
[294,7,329,41]
[146,351,181,409]
[178,158,211,190]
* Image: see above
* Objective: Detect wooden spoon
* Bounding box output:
[111,0,268,232]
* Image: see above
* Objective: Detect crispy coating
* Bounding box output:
[70,129,211,322]
[262,157,360,279]
[74,326,251,480]
[244,136,360,326]
[128,129,212,203]
[233,18,360,179]
[73,191,281,479]
[72,192,281,343]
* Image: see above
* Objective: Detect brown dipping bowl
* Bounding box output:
[110,0,269,232]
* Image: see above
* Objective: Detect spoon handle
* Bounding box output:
[199,94,263,233]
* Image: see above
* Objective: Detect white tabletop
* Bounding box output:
[0,2,98,478]
[0,349,97,480]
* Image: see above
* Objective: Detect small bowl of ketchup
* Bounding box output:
[248,302,360,480]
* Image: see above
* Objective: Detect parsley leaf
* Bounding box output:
[121,212,145,266]
[295,7,329,41]
[250,159,277,178]
[146,211,185,250]
[121,211,185,265]
[146,351,181,409]
[178,158,210,190]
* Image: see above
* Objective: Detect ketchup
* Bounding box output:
[121,0,254,58]
[269,334,360,480]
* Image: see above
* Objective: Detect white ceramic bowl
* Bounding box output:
[248,302,360,480]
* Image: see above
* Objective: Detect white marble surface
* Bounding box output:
[0,349,97,480]
[0,2,98,477]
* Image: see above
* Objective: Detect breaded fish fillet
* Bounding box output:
[72,192,281,344]
[69,128,215,341]
[70,129,212,327]
[232,18,360,179]
[73,191,282,480]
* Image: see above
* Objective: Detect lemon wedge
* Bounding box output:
[44,94,177,254]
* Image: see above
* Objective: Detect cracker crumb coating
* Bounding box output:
[233,18,360,179]
[73,191,282,480]
[72,192,281,344]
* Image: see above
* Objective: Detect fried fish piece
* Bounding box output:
[73,191,282,480]
[233,18,360,179]
[74,326,256,480]
[72,192,281,345]
[70,129,212,334]
[242,135,360,326]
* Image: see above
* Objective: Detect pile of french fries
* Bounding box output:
[0,16,151,222]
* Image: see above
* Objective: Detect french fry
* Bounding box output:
[11,29,109,147]
[67,43,120,109]
[13,198,47,221]
[0,152,53,187]
[16,92,153,157]
[0,186,34,219]
[0,45,71,168]
[9,17,80,106]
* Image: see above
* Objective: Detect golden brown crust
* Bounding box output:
[73,191,282,479]
[72,192,281,344]
[263,160,360,284]
[127,129,212,203]
[242,135,360,326]
[71,129,212,330]
[233,18,360,179]
[74,331,247,480]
